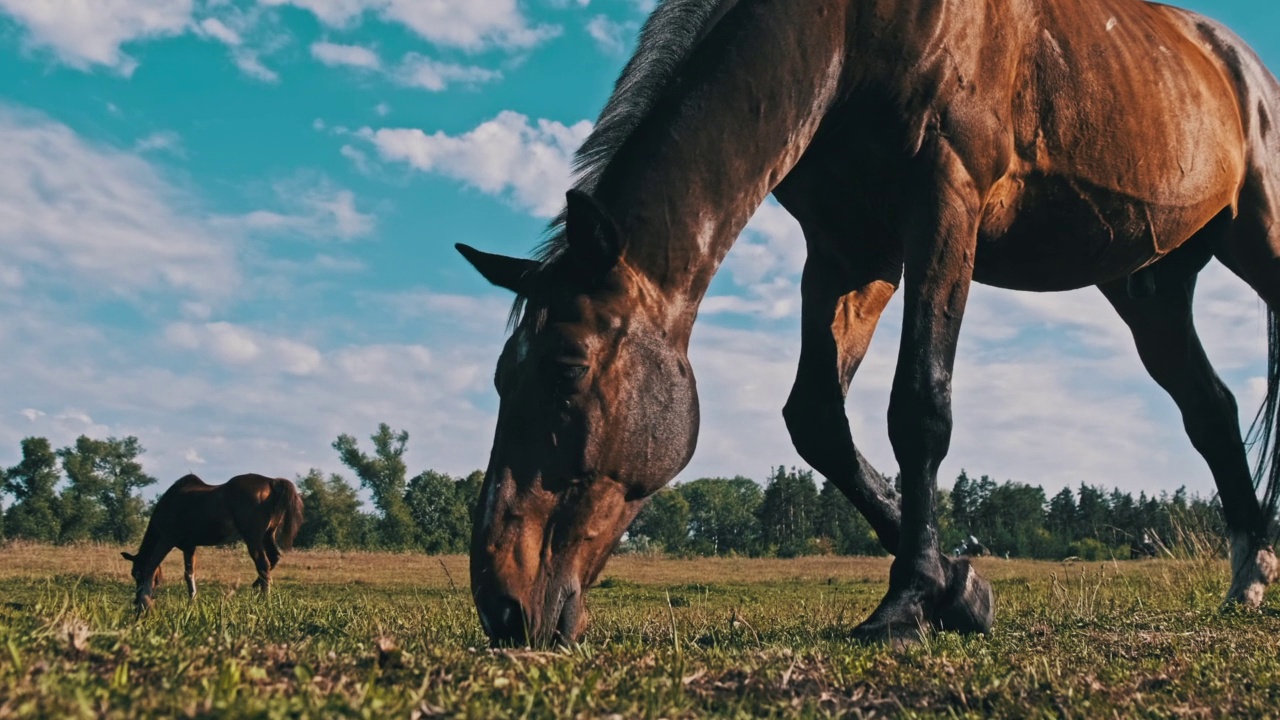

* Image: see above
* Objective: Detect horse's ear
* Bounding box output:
[565,189,622,277]
[121,552,135,562]
[456,244,537,294]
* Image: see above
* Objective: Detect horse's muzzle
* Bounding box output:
[476,585,586,647]
[477,593,529,646]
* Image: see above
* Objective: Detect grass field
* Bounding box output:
[1,544,1279,718]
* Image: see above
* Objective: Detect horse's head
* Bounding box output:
[121,551,162,609]
[459,190,700,646]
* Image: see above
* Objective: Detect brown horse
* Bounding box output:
[121,473,303,610]
[459,0,1280,646]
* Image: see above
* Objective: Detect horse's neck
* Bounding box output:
[592,0,850,335]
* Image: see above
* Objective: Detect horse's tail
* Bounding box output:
[271,478,304,551]
[1248,309,1280,539]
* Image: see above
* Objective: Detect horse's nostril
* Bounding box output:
[481,594,528,646]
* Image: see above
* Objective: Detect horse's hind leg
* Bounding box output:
[183,548,197,600]
[264,532,281,570]
[1100,260,1275,608]
[1208,182,1280,605]
[245,538,272,594]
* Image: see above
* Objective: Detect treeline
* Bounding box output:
[0,424,1227,560]
[626,468,1226,560]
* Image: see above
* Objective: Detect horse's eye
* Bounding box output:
[558,365,587,383]
[552,364,588,392]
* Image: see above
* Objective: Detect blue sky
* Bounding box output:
[1,0,1279,505]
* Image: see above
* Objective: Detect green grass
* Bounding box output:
[1,545,1278,718]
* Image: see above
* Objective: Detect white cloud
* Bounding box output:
[197,16,241,46]
[395,53,501,92]
[704,200,807,319]
[585,14,634,55]
[360,111,592,217]
[230,49,280,82]
[0,266,23,289]
[310,41,381,69]
[260,0,559,51]
[165,321,324,375]
[230,183,375,240]
[340,144,371,173]
[134,130,184,156]
[0,0,193,75]
[195,4,284,83]
[374,102,390,116]
[0,106,237,298]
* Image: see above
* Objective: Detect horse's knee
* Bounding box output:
[783,388,847,466]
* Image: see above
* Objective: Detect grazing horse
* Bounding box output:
[121,473,303,610]
[459,0,1280,646]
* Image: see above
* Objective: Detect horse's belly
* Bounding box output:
[973,172,1228,291]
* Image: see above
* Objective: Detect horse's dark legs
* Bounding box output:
[183,548,197,600]
[264,533,281,570]
[783,257,903,551]
[1209,190,1280,604]
[854,157,987,645]
[783,254,993,636]
[246,539,272,594]
[1100,274,1276,606]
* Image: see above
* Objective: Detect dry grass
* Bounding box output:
[0,543,1275,719]
[0,541,1200,587]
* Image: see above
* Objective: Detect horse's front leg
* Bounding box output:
[183,548,197,600]
[853,151,991,646]
[783,251,904,552]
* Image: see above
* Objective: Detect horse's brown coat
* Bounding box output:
[461,0,1280,646]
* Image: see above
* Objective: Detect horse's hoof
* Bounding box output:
[1225,544,1278,610]
[134,595,154,614]
[850,619,925,649]
[850,596,929,648]
[934,559,995,634]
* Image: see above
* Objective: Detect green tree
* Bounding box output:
[457,470,485,525]
[1046,487,1077,538]
[758,466,819,557]
[630,487,690,553]
[405,470,471,553]
[57,436,155,544]
[815,480,885,556]
[333,424,416,548]
[977,482,1047,556]
[1076,484,1108,541]
[950,470,977,533]
[680,477,762,556]
[3,437,62,542]
[296,469,367,548]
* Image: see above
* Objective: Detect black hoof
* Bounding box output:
[934,559,994,634]
[850,597,929,648]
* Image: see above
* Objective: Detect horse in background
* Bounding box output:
[121,473,303,610]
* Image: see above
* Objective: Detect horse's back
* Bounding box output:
[959,0,1256,288]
